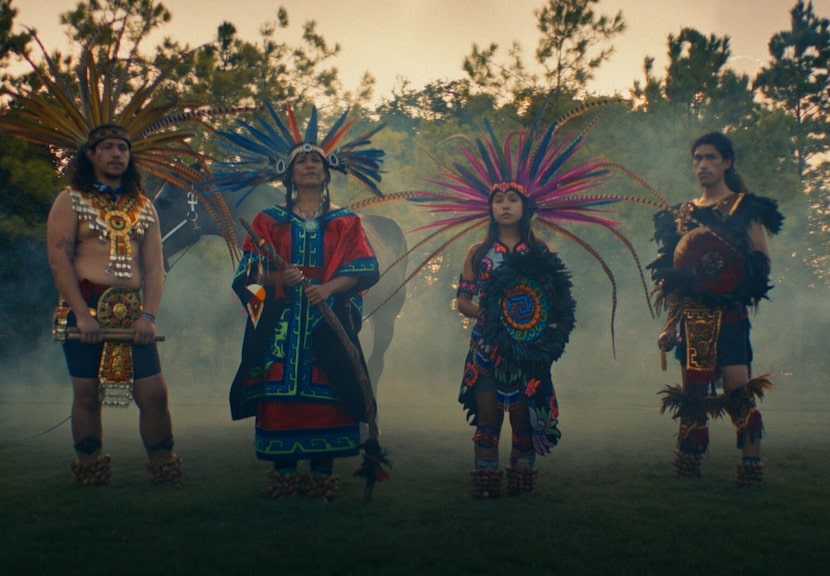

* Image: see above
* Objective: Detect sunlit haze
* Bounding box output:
[14,0,829,102]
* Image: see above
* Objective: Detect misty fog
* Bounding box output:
[2,217,827,466]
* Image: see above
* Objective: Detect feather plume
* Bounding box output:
[372,99,669,349]
[0,32,244,259]
[362,219,488,320]
[198,102,386,197]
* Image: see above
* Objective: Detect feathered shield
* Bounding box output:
[673,227,744,297]
[480,245,576,368]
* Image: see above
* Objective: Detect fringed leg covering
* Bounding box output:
[470,468,503,499]
[146,454,183,486]
[473,425,500,451]
[144,435,181,486]
[672,449,703,478]
[71,455,112,486]
[266,471,308,498]
[506,464,538,495]
[660,384,709,477]
[718,376,772,449]
[471,426,502,499]
[507,432,537,495]
[735,457,765,488]
[306,474,339,502]
[674,419,707,478]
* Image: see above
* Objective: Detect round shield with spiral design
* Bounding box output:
[480,245,576,367]
[500,279,549,344]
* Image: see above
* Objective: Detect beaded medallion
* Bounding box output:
[69,188,156,278]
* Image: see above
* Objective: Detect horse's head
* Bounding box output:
[154,181,249,271]
[153,182,209,272]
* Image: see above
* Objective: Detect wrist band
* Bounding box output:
[141,311,156,323]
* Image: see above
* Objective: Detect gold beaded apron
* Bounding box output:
[682,301,722,386]
[96,287,143,407]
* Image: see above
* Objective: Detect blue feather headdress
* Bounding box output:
[200,101,385,201]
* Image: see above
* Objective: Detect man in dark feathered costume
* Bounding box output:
[649,132,783,487]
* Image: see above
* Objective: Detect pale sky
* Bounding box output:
[13,0,830,101]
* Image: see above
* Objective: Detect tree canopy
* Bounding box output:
[1,0,828,359]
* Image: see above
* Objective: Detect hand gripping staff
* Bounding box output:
[239,217,390,502]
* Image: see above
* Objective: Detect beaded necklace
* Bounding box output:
[296,204,322,233]
[69,186,156,278]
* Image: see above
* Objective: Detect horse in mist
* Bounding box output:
[153,183,408,390]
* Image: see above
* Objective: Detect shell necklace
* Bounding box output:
[297,204,322,233]
[69,186,155,278]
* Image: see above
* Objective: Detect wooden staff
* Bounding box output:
[239,216,388,501]
[240,217,377,434]
[66,328,165,342]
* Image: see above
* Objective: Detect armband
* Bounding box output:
[141,311,156,323]
[456,275,480,297]
[741,251,772,304]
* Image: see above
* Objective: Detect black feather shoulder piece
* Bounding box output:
[743,193,784,235]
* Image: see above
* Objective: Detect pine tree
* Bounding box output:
[754,0,829,192]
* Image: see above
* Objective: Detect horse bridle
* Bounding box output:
[160,190,202,273]
[161,190,200,244]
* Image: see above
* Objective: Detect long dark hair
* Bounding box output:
[471,193,544,276]
[691,132,747,193]
[68,144,142,194]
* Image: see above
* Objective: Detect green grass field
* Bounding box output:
[2,380,828,576]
